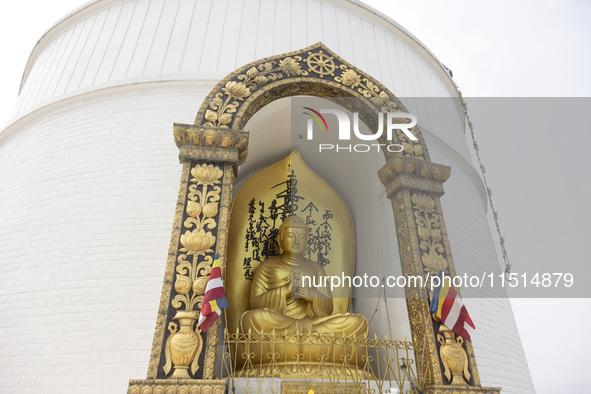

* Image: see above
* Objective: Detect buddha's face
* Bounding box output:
[280,227,308,257]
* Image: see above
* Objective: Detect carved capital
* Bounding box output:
[379,156,451,198]
[174,124,249,172]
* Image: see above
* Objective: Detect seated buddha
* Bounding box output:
[239,215,369,377]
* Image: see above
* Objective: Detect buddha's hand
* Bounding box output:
[293,286,314,302]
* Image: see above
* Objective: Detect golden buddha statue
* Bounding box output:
[239,215,369,377]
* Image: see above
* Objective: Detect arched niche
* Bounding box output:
[190,40,428,341]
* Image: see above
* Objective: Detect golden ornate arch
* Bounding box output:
[194,42,428,162]
[130,42,499,394]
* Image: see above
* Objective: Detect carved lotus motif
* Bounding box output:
[422,250,448,274]
[411,194,436,212]
[279,57,302,76]
[174,275,193,294]
[222,81,250,100]
[190,164,223,186]
[339,69,361,87]
[180,229,216,255]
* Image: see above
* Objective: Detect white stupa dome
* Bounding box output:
[0,0,534,392]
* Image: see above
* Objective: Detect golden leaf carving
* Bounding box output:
[413,144,424,157]
[204,110,218,122]
[411,193,449,276]
[246,67,259,78]
[193,276,207,295]
[218,113,232,125]
[431,229,442,243]
[174,275,193,295]
[253,75,269,85]
[186,201,202,217]
[202,202,219,218]
[417,225,431,241]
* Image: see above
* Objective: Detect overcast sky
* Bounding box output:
[1,1,590,392]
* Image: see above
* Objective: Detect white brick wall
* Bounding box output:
[0,84,210,393]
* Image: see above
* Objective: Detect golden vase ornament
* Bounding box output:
[166,310,202,378]
[437,324,471,385]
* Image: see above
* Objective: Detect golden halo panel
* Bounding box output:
[225,151,355,335]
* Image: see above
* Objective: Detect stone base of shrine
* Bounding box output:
[127,379,226,394]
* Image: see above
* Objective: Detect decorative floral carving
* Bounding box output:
[204,87,243,128]
[203,55,308,128]
[336,68,361,87]
[190,164,223,186]
[162,163,225,378]
[202,202,218,218]
[192,276,207,295]
[411,193,449,276]
[174,275,193,295]
[196,43,427,161]
[279,57,303,76]
[335,63,425,160]
[222,81,251,100]
[180,229,216,255]
[186,201,202,218]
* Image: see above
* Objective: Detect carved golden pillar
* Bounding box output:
[128,125,247,394]
[378,156,500,394]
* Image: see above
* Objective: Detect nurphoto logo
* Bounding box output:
[302,107,418,153]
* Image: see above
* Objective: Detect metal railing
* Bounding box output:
[220,329,429,393]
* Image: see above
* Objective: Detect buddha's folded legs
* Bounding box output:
[311,313,369,337]
[241,309,368,338]
[240,309,314,334]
